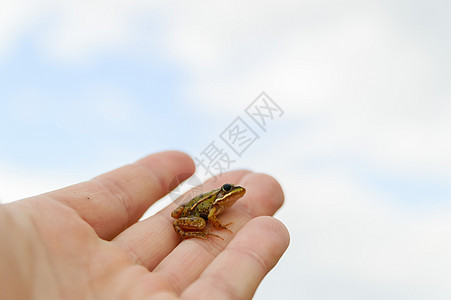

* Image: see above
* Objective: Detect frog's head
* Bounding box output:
[214,183,246,210]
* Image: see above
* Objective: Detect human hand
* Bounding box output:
[0,151,289,299]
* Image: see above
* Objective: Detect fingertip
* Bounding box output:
[138,151,195,172]
[253,216,290,251]
[235,216,290,253]
[239,173,285,216]
[136,151,196,192]
[162,151,196,183]
[165,151,196,172]
[182,216,290,300]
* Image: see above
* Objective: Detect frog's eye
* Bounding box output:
[222,183,233,192]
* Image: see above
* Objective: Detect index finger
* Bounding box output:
[182,216,290,300]
[25,151,195,240]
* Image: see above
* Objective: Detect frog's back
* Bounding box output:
[171,195,202,218]
[185,190,218,218]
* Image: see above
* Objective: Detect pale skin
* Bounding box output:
[0,151,289,300]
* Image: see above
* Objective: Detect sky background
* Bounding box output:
[1,1,451,299]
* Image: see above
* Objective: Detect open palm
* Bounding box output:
[1,151,289,299]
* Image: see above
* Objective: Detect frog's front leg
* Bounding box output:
[173,217,222,240]
[207,207,233,233]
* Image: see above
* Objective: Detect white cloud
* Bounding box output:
[0,0,164,63]
[0,1,39,59]
[83,85,138,125]
[6,83,140,130]
[167,3,451,173]
[0,163,78,203]
[254,171,451,299]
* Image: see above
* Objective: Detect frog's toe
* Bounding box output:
[207,231,224,241]
[218,222,234,233]
[180,231,208,239]
[224,222,233,230]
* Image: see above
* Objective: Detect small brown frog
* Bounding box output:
[171,183,246,240]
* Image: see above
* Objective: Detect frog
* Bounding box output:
[171,183,246,240]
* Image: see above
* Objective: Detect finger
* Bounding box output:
[112,170,252,270]
[151,173,285,293]
[182,216,290,300]
[22,151,194,240]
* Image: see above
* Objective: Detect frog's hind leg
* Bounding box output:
[173,217,206,230]
[173,227,207,239]
[173,223,224,240]
[173,217,224,240]
[174,229,224,240]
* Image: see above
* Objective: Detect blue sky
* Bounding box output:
[1,29,209,173]
[1,1,451,299]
